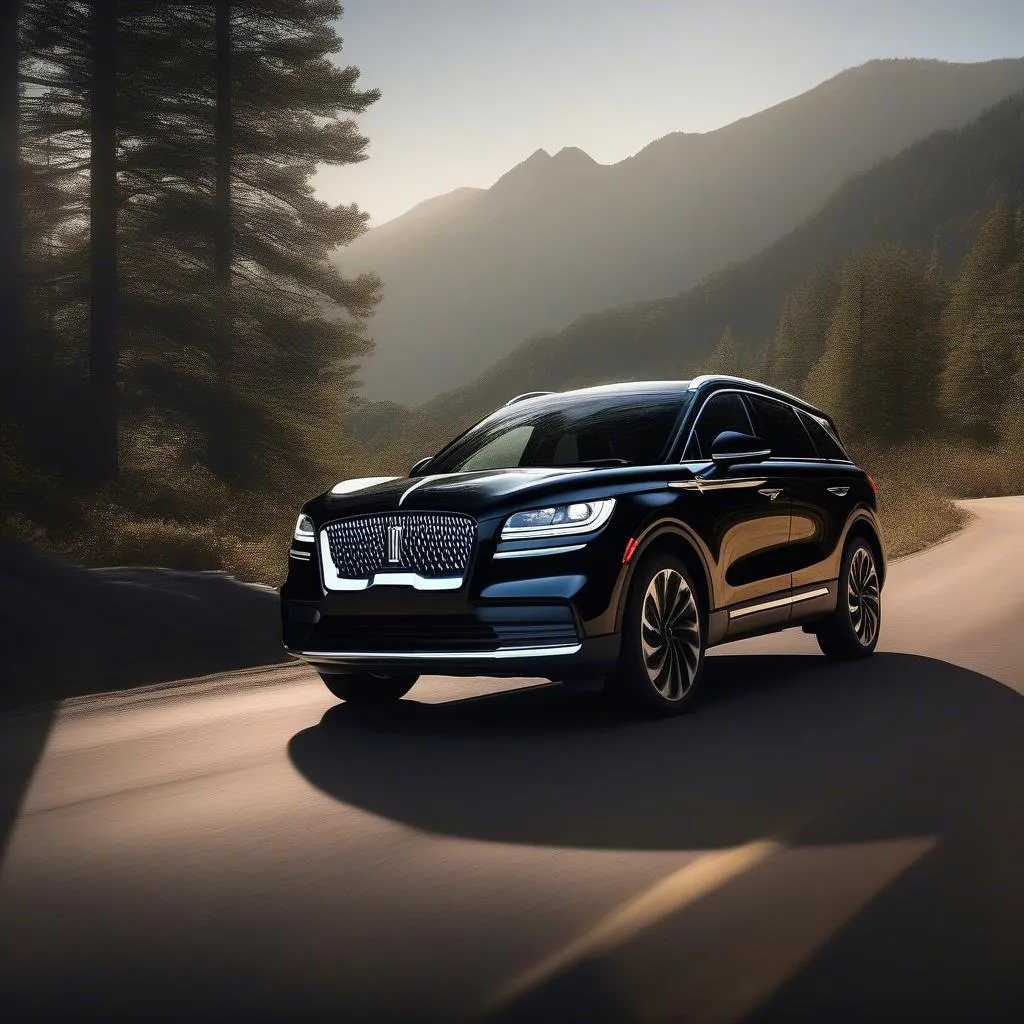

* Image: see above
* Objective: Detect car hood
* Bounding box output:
[316,467,622,519]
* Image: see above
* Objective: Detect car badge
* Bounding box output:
[386,524,403,564]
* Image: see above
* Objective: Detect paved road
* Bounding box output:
[1,497,1023,1023]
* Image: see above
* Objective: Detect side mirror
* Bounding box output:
[710,430,771,465]
[409,457,433,477]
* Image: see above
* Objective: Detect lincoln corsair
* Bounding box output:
[281,376,886,715]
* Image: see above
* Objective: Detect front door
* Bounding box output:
[678,391,793,630]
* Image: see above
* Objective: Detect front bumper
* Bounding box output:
[284,634,620,680]
[281,504,633,680]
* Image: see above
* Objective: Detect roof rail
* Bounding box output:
[504,391,553,406]
[686,374,812,409]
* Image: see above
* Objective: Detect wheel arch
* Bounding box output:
[842,511,887,588]
[613,520,715,635]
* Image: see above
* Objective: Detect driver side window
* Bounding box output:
[682,392,753,461]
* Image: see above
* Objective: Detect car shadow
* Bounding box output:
[289,652,1024,1022]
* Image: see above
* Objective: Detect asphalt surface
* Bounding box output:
[1,497,1023,1023]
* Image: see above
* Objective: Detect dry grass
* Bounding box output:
[875,486,973,559]
[853,436,1019,558]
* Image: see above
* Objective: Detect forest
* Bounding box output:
[698,196,1024,555]
[2,1,383,582]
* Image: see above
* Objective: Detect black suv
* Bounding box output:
[281,376,886,715]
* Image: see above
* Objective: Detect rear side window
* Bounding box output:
[797,410,850,461]
[683,392,753,460]
[745,395,817,459]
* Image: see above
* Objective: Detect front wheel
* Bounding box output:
[318,672,419,705]
[815,539,882,660]
[609,553,706,716]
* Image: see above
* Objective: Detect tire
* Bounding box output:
[318,672,419,705]
[609,552,706,716]
[815,539,882,660]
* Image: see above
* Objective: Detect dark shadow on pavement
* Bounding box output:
[0,538,288,711]
[0,538,287,873]
[289,653,1024,1023]
[0,701,57,866]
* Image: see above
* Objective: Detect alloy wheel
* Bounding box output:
[848,546,880,647]
[640,568,702,700]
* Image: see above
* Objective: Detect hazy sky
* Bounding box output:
[314,0,1024,227]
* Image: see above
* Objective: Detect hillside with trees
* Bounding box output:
[2,1,382,582]
[343,57,1024,405]
[367,99,1024,558]
[376,92,1024,463]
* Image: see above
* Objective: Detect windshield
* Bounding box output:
[427,391,692,473]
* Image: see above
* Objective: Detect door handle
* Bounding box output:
[758,487,784,501]
[826,486,850,497]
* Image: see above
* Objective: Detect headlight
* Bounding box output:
[500,499,616,540]
[293,513,315,543]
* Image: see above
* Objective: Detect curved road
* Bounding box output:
[1,497,1023,1022]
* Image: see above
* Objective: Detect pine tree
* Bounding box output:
[763,266,839,396]
[19,1,381,497]
[705,325,744,376]
[1000,360,1024,457]
[939,196,1023,443]
[88,0,118,479]
[0,0,21,420]
[805,244,943,446]
[746,340,771,383]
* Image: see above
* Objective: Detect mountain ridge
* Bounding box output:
[361,89,1024,461]
[344,56,1024,404]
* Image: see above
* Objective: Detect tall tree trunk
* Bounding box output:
[210,0,236,479]
[214,0,231,287]
[89,0,118,479]
[0,0,21,422]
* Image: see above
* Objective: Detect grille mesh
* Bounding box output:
[323,513,476,579]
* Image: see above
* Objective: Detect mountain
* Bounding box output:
[342,57,1024,405]
[368,89,1024,463]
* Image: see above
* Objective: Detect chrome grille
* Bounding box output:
[323,513,476,580]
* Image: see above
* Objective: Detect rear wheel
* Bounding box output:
[318,672,419,705]
[815,539,881,660]
[610,553,706,716]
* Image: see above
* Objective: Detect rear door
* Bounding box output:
[791,409,862,589]
[742,394,845,613]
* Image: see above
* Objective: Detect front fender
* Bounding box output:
[597,515,717,637]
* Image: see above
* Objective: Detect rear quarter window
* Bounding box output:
[797,410,850,461]
[744,395,817,460]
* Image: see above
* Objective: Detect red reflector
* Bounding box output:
[623,538,639,564]
[866,474,878,495]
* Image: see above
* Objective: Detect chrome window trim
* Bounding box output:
[679,387,756,462]
[679,386,853,466]
[687,374,810,409]
[796,408,854,463]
